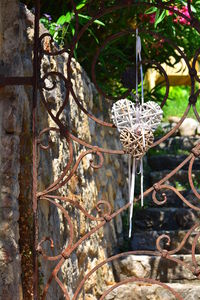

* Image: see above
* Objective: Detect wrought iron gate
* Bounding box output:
[1,0,200,299]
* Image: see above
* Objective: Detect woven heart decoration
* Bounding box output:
[136,101,163,132]
[111,99,134,130]
[120,128,154,159]
[110,30,163,238]
[111,99,163,135]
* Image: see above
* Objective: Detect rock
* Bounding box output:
[114,254,200,283]
[153,136,199,153]
[105,283,200,300]
[134,208,200,231]
[148,155,186,171]
[148,154,200,171]
[179,118,199,136]
[197,125,200,135]
[168,116,181,123]
[0,1,24,299]
[131,230,200,254]
[150,170,200,186]
[3,105,18,134]
[167,117,199,136]
[115,255,151,279]
[147,189,186,208]
[186,189,200,207]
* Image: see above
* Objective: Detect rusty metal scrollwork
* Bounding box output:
[30,0,200,299]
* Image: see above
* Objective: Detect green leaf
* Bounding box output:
[191,5,197,13]
[70,23,75,36]
[76,0,87,10]
[94,19,105,26]
[78,13,90,20]
[40,18,50,29]
[76,3,86,10]
[154,9,167,28]
[87,28,99,44]
[40,17,48,23]
[49,28,54,36]
[57,14,71,25]
[65,12,72,22]
[78,14,105,26]
[53,32,58,39]
[144,7,158,14]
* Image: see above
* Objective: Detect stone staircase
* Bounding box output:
[108,137,200,300]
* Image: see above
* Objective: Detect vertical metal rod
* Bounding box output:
[33,0,40,299]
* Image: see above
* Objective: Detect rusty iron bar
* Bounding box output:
[32,0,40,299]
[0,76,33,87]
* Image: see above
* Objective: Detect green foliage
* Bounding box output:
[154,9,168,28]
[151,85,200,120]
[40,1,105,48]
[149,146,189,156]
[22,0,200,103]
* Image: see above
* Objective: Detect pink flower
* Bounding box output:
[139,12,156,24]
[149,13,156,24]
[169,5,178,15]
[169,5,191,25]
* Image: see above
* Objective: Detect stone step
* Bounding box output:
[148,155,200,172]
[147,189,200,209]
[145,189,187,208]
[105,282,200,300]
[153,136,200,153]
[113,254,200,284]
[149,169,200,186]
[133,207,200,232]
[131,230,200,254]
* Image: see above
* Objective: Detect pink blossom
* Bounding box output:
[169,5,191,25]
[178,6,190,25]
[149,13,156,24]
[169,6,178,16]
[139,12,156,24]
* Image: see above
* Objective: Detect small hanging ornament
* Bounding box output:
[111,99,163,141]
[111,29,163,238]
[119,128,154,159]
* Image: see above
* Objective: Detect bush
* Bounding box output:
[22,0,200,104]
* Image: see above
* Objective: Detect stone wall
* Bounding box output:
[0,1,26,299]
[0,2,128,299]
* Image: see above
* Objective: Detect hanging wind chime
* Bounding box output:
[111,29,163,238]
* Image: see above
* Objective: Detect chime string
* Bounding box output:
[136,29,144,105]
[140,158,144,207]
[141,127,145,208]
[128,154,131,200]
[129,157,136,238]
[137,29,144,208]
[135,28,139,100]
[139,50,144,105]
[129,29,145,237]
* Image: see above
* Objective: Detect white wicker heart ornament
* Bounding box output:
[111,100,163,238]
[111,99,163,137]
[110,29,163,238]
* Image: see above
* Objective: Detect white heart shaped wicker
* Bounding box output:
[111,99,163,132]
[111,99,134,131]
[135,101,163,132]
